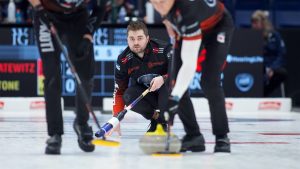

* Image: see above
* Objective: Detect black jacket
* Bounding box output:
[113,39,172,114]
[41,0,107,34]
[264,31,286,69]
[165,0,225,39]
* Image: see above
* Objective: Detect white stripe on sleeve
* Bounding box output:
[171,38,202,99]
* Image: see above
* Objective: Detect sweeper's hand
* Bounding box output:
[166,96,179,124]
[167,96,179,115]
[77,36,93,60]
[149,76,164,92]
[105,123,122,137]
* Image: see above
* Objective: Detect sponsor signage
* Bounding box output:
[0,60,37,96]
[190,29,264,97]
[0,101,4,109]
[29,100,46,110]
[225,101,234,111]
[235,73,254,92]
[0,26,264,107]
[258,101,282,110]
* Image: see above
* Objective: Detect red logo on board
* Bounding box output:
[225,101,234,111]
[0,101,4,109]
[258,101,282,110]
[30,101,45,109]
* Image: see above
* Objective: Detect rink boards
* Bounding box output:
[0,97,291,114]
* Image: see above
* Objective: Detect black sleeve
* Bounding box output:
[164,43,173,60]
[115,55,129,93]
[113,54,129,114]
[175,0,218,38]
[174,1,203,39]
[267,32,286,69]
[162,43,173,82]
[84,0,108,35]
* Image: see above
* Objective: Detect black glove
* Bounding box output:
[34,4,52,29]
[137,74,159,87]
[159,96,179,125]
[77,38,93,60]
[167,97,179,125]
[167,96,179,114]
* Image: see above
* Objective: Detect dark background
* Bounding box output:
[0,24,299,108]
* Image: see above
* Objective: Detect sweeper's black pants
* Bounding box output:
[33,9,95,136]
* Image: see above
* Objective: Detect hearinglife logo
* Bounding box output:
[189,54,262,92]
[226,54,263,64]
[227,54,262,92]
[235,73,254,92]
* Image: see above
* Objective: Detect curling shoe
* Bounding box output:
[214,135,231,153]
[45,134,62,155]
[73,121,95,152]
[180,134,206,152]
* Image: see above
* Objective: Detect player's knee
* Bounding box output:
[80,79,93,92]
[77,66,95,80]
[139,111,153,120]
[75,56,95,80]
[122,88,137,105]
[122,94,131,105]
[201,78,220,94]
[44,77,61,91]
[200,78,208,91]
[179,92,192,105]
[181,91,190,99]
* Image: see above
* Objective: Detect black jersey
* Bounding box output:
[165,0,225,40]
[41,0,86,12]
[41,0,107,34]
[113,39,172,115]
[54,0,85,10]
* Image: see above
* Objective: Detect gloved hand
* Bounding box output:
[33,4,53,29]
[167,96,180,114]
[77,37,93,60]
[159,96,179,125]
[137,74,159,88]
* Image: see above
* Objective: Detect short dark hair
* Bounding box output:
[127,21,149,37]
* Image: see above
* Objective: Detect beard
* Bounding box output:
[132,45,146,54]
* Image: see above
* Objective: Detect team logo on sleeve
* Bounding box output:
[167,50,173,58]
[116,63,120,71]
[121,53,133,64]
[204,0,216,7]
[114,83,119,89]
[56,0,84,8]
[217,32,225,43]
